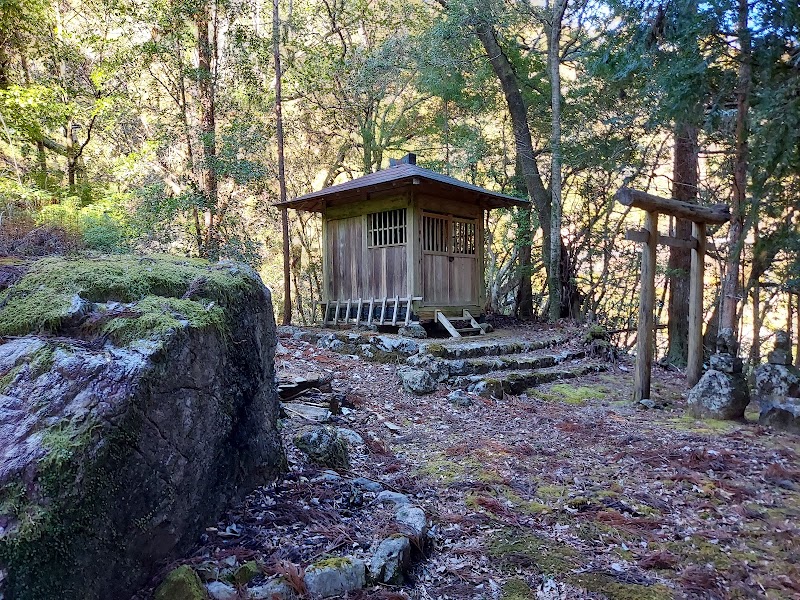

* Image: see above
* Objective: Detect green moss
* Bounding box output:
[313,557,354,569]
[503,577,534,599]
[415,453,481,485]
[100,295,226,345]
[569,574,673,600]
[232,561,261,586]
[534,384,607,405]
[536,484,569,500]
[0,483,27,518]
[585,324,609,342]
[574,521,637,545]
[0,255,252,341]
[155,565,207,600]
[665,537,745,571]
[0,409,143,599]
[28,345,56,378]
[489,529,579,575]
[424,343,446,357]
[499,487,550,515]
[0,363,24,393]
[665,415,739,434]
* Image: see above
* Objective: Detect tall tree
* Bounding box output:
[195,0,219,258]
[719,0,751,335]
[469,9,551,318]
[665,123,698,364]
[274,0,291,324]
[546,0,568,322]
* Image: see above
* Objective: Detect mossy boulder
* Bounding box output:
[155,565,208,600]
[0,255,285,600]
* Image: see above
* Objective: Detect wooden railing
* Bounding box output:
[317,296,423,327]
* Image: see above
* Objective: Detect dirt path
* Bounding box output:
[163,326,800,600]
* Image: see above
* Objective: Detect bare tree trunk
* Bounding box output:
[665,124,698,366]
[474,23,550,319]
[274,0,291,324]
[196,1,218,259]
[795,293,800,368]
[547,0,567,322]
[748,219,762,365]
[719,0,750,335]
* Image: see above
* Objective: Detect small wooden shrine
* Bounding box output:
[277,154,527,333]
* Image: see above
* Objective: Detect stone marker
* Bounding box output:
[687,329,750,420]
[755,331,800,433]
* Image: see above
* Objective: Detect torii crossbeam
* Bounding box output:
[615,187,731,401]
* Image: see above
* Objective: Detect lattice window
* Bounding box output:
[366,208,407,248]
[422,215,449,253]
[452,219,476,255]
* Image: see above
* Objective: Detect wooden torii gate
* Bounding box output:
[615,187,731,401]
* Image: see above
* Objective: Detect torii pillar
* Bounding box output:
[615,187,731,401]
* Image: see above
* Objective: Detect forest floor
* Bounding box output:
[182,323,800,600]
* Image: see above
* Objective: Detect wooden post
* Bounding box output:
[333,300,340,326]
[687,221,706,386]
[355,298,363,325]
[634,211,658,401]
[344,299,351,323]
[367,298,375,325]
[391,295,400,326]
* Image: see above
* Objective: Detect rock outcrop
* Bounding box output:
[0,256,285,600]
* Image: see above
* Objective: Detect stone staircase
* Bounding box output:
[407,332,609,397]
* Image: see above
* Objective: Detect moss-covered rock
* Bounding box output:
[155,565,208,600]
[232,560,262,586]
[0,255,285,600]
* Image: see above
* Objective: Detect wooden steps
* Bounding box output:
[436,310,483,338]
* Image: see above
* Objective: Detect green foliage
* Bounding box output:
[36,194,132,251]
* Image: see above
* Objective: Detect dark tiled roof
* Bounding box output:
[276,164,528,211]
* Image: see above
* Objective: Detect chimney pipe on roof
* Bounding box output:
[389,153,416,167]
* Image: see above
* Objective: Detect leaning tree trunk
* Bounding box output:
[665,123,698,366]
[474,23,551,319]
[719,0,750,336]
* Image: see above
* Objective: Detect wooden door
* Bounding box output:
[421,213,478,306]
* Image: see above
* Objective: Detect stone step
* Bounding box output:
[458,361,608,397]
[441,348,586,377]
[418,334,571,360]
[454,327,482,335]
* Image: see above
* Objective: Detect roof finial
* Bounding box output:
[390,153,416,167]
